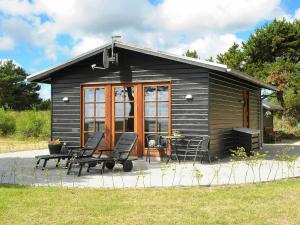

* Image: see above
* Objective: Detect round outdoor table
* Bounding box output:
[161,135,185,163]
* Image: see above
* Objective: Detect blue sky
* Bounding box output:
[0,0,299,99]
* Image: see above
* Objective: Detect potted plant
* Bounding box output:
[48,138,62,155]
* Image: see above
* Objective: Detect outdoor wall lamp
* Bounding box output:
[185,94,193,101]
[62,97,69,102]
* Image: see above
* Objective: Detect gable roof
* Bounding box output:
[27,41,277,91]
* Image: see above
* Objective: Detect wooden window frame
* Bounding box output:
[80,84,112,149]
[111,84,137,147]
[142,82,172,156]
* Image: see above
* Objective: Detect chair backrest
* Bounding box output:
[184,136,210,161]
[186,136,209,150]
[83,132,104,156]
[146,134,162,148]
[112,133,138,161]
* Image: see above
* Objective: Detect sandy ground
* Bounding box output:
[0,140,299,188]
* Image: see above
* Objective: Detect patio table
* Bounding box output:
[161,135,185,163]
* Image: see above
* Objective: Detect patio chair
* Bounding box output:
[145,134,166,163]
[35,132,104,170]
[183,136,210,163]
[66,132,138,176]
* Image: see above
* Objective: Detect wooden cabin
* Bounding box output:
[27,41,277,159]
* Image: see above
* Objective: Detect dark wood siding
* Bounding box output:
[51,48,209,157]
[209,72,261,158]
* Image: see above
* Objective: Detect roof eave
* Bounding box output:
[26,42,112,82]
[227,68,278,91]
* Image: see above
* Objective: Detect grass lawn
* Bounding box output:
[0,179,299,225]
[0,136,47,153]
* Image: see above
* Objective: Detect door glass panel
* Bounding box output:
[84,132,93,144]
[96,88,105,102]
[115,103,124,117]
[96,103,105,117]
[84,104,94,117]
[144,86,156,101]
[144,84,170,148]
[145,118,156,132]
[157,86,168,101]
[114,133,122,145]
[82,86,106,146]
[158,102,168,117]
[114,87,123,102]
[95,118,105,131]
[125,117,134,132]
[114,118,123,132]
[84,118,94,132]
[125,87,134,102]
[145,102,156,117]
[125,102,134,117]
[158,118,168,132]
[84,88,94,102]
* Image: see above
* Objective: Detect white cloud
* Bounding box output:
[152,0,283,34]
[0,0,292,63]
[0,36,14,50]
[167,34,243,59]
[70,36,106,56]
[295,8,300,19]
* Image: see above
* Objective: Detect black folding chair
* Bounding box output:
[67,133,138,176]
[35,132,104,170]
[183,136,210,163]
[145,134,166,163]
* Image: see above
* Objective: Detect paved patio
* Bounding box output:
[0,140,299,188]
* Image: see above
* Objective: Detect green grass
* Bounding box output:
[0,109,50,140]
[0,179,299,225]
[0,136,47,153]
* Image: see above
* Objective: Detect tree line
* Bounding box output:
[0,60,50,110]
[185,19,300,120]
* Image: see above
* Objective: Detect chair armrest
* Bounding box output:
[98,149,113,152]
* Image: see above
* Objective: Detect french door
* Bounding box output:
[81,82,171,156]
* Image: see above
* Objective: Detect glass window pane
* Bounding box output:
[125,117,134,132]
[125,86,134,102]
[125,102,134,117]
[145,118,156,132]
[85,104,94,117]
[114,133,122,145]
[157,86,168,101]
[84,118,94,132]
[144,134,160,148]
[114,118,123,132]
[144,86,156,101]
[84,88,94,102]
[96,88,105,102]
[114,87,123,102]
[96,103,105,117]
[84,133,93,145]
[115,103,124,117]
[145,102,156,117]
[158,118,168,133]
[158,102,168,117]
[95,118,105,132]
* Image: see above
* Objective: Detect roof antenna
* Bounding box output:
[110,35,121,65]
[91,35,121,70]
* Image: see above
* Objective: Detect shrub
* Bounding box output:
[0,108,16,135]
[17,110,47,138]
